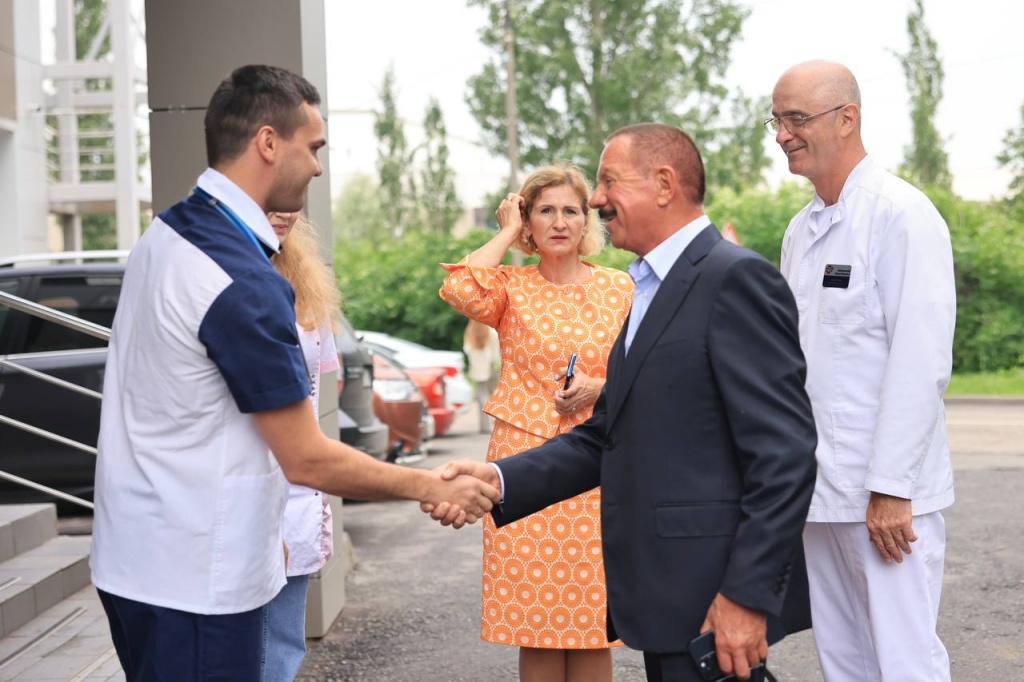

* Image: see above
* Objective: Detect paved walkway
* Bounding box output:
[297,399,1024,681]
[7,398,1019,680]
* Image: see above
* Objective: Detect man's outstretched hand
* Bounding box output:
[421,460,501,527]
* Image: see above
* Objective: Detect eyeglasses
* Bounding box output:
[763,104,848,133]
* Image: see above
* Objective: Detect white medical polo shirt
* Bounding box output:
[91,169,311,615]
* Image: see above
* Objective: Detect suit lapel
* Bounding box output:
[605,322,628,410]
[605,225,722,426]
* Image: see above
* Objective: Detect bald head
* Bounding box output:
[775,60,861,116]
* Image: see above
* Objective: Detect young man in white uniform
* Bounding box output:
[769,60,956,681]
[90,65,498,681]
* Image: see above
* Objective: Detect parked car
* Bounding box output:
[369,352,430,464]
[366,344,457,437]
[0,252,388,513]
[356,330,474,413]
[0,257,120,512]
[332,315,389,459]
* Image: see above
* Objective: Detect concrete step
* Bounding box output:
[0,585,121,681]
[0,535,93,639]
[0,505,93,639]
[0,504,116,680]
[0,506,59,564]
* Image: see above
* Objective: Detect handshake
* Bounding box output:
[418,459,500,529]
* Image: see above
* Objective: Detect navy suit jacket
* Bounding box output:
[492,225,818,653]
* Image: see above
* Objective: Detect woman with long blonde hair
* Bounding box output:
[263,211,340,681]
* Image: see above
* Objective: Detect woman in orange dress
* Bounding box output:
[439,163,632,682]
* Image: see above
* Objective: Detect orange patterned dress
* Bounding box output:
[440,258,633,649]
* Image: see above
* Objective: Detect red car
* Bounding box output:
[370,350,457,437]
[369,353,431,463]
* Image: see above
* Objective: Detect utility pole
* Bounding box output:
[504,0,522,264]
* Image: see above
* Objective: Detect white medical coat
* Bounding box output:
[780,156,956,522]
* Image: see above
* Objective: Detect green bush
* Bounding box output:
[929,188,1024,372]
[336,183,1024,373]
[704,181,812,266]
[335,229,496,352]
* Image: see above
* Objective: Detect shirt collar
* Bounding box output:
[196,168,281,253]
[633,214,712,282]
[809,154,874,219]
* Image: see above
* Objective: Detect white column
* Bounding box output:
[54,0,82,252]
[0,0,49,258]
[109,0,140,248]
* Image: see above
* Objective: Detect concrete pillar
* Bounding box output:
[0,0,49,258]
[145,0,343,637]
[145,0,333,235]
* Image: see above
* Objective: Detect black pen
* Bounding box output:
[563,353,577,390]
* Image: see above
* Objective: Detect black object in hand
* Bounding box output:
[688,630,772,682]
[563,353,577,390]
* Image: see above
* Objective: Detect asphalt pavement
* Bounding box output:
[296,399,1024,681]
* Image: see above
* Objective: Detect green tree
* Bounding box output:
[466,0,750,180]
[895,0,951,189]
[374,66,416,235]
[333,173,387,246]
[703,92,772,199]
[418,98,463,235]
[997,103,1024,204]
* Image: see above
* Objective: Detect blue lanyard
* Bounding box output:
[191,186,271,262]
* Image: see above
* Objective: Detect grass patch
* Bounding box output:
[948,367,1024,396]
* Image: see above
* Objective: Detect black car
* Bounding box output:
[334,312,389,456]
[0,253,387,513]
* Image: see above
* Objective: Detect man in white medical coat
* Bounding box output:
[769,60,956,681]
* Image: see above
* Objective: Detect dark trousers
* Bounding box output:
[98,588,264,681]
[644,651,705,682]
[644,651,770,682]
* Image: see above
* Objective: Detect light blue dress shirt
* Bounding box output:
[489,215,714,500]
[623,215,712,354]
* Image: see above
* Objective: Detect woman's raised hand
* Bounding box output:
[495,193,526,233]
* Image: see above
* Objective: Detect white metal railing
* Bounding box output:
[43,110,148,185]
[0,290,110,511]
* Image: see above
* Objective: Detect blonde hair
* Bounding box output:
[272,214,341,331]
[512,162,607,257]
[464,318,492,351]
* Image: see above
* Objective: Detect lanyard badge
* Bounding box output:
[191,186,271,262]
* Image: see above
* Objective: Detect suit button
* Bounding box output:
[605,438,617,450]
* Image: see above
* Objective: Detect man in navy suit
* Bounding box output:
[435,123,817,682]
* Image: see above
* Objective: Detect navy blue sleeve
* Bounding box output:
[199,268,311,413]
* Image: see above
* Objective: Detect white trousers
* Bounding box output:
[804,514,950,682]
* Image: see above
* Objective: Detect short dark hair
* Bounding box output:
[606,123,706,205]
[204,64,321,167]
